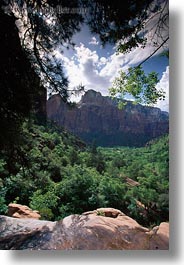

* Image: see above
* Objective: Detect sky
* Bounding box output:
[54,12,169,112]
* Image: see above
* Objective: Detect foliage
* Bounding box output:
[30,189,59,220]
[99,135,169,225]
[1,0,168,99]
[109,66,166,107]
[0,187,7,214]
[86,143,106,174]
[0,119,169,226]
[96,210,105,217]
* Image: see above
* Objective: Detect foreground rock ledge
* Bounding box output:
[0,208,169,250]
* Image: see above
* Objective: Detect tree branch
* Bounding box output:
[137,36,169,67]
[33,29,64,94]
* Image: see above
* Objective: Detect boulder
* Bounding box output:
[7,203,41,220]
[148,222,169,250]
[0,207,169,250]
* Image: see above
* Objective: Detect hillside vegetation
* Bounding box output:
[0,121,169,226]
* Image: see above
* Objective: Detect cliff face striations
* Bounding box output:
[47,90,169,147]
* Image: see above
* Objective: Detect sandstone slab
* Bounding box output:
[7,203,41,220]
[0,208,169,250]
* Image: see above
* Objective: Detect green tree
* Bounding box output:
[55,165,101,217]
[109,66,166,107]
[98,175,127,211]
[68,148,80,166]
[111,155,126,169]
[30,189,59,220]
[86,147,106,174]
[0,186,7,214]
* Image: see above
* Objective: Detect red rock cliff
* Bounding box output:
[47,90,169,146]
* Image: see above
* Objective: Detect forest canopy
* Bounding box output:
[0,121,169,226]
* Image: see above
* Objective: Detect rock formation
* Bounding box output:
[47,90,169,147]
[7,203,41,220]
[0,207,169,250]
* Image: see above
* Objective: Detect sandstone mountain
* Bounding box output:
[0,207,169,250]
[47,90,169,147]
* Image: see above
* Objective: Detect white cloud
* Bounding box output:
[99,57,107,64]
[154,66,169,112]
[74,43,99,64]
[55,40,169,107]
[54,49,89,91]
[89,36,99,45]
[55,43,110,97]
[98,44,157,88]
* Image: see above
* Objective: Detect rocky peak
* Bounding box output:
[47,90,169,147]
[47,94,67,118]
[81,89,102,101]
[47,94,62,109]
[80,89,106,105]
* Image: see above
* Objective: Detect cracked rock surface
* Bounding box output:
[0,208,169,250]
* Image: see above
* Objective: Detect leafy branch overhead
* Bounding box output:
[109,66,166,108]
[1,0,168,102]
[109,0,169,107]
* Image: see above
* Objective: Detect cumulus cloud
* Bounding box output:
[52,0,168,104]
[99,57,108,64]
[55,41,169,107]
[154,66,169,112]
[89,36,99,45]
[55,43,110,96]
[74,43,99,64]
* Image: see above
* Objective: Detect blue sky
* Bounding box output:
[55,22,169,112]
